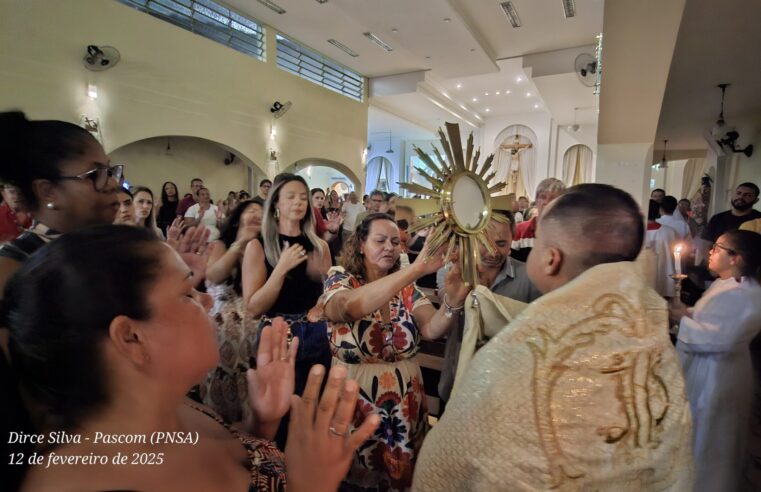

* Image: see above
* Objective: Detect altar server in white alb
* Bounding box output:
[669,229,761,492]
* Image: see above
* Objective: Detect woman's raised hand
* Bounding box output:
[246,318,299,437]
[273,241,309,275]
[285,365,380,492]
[411,230,447,276]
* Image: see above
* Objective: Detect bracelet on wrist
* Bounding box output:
[442,294,464,319]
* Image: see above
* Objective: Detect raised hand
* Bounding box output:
[246,318,299,439]
[325,211,344,234]
[273,241,308,275]
[285,365,380,492]
[177,225,210,286]
[166,217,184,248]
[411,230,447,276]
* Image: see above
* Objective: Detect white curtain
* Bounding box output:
[562,145,594,185]
[365,156,387,193]
[681,158,706,199]
[492,125,537,198]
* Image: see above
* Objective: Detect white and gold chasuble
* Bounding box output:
[414,262,694,491]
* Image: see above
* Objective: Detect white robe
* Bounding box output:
[677,276,761,492]
[658,213,691,241]
[645,225,679,297]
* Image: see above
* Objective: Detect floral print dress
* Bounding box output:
[323,267,430,492]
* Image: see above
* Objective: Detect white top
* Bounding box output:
[657,214,691,240]
[342,201,366,231]
[184,203,220,241]
[644,224,678,297]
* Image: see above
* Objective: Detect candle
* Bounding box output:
[674,244,682,277]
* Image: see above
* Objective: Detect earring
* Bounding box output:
[274,208,280,220]
[46,202,56,210]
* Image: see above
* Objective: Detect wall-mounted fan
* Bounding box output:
[574,53,597,88]
[270,101,292,118]
[83,45,120,71]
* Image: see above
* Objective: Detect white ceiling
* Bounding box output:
[655,0,761,150]
[225,0,603,140]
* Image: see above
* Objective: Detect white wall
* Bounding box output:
[110,137,257,203]
[0,0,368,187]
[479,111,554,183]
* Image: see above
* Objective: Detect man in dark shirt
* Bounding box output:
[703,182,760,243]
[176,177,203,217]
[252,178,271,205]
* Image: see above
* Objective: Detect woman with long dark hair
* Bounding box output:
[131,185,164,238]
[3,226,378,491]
[669,230,761,491]
[156,181,179,235]
[200,199,263,423]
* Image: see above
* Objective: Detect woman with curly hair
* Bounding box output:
[321,213,469,491]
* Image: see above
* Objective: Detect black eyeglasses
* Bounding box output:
[56,164,124,192]
[711,242,737,256]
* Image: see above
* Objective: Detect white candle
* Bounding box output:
[674,244,682,277]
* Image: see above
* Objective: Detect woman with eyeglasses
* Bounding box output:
[669,230,761,491]
[320,213,468,491]
[0,110,124,489]
[0,112,124,291]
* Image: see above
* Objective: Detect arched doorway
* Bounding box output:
[284,158,361,193]
[492,125,538,198]
[562,144,594,185]
[365,156,394,193]
[110,136,265,202]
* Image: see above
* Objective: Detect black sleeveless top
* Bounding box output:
[256,234,323,316]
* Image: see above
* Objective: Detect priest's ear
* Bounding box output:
[539,246,563,277]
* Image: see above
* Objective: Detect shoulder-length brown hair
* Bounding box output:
[338,212,400,280]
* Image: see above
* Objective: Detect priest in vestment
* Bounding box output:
[413,184,694,491]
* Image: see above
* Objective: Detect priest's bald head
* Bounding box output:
[526,184,644,293]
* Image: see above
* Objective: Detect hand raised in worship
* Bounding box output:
[325,211,344,234]
[444,260,471,308]
[177,225,210,287]
[273,241,309,275]
[246,318,299,439]
[215,206,225,223]
[166,217,184,248]
[411,230,447,276]
[285,365,380,492]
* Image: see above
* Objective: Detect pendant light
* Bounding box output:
[658,139,668,169]
[386,132,394,154]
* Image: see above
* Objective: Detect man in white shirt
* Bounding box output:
[657,195,690,240]
[341,191,365,239]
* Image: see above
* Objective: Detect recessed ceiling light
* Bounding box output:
[516,76,523,83]
[472,97,478,102]
[363,32,393,52]
[327,39,359,57]
[495,91,501,95]
[525,91,532,97]
[562,0,576,18]
[443,17,451,22]
[485,108,491,112]
[257,0,286,14]
[534,104,539,109]
[484,92,489,96]
[456,83,462,89]
[391,28,398,33]
[505,90,511,94]
[500,1,522,28]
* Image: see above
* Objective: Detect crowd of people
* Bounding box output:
[1,110,760,492]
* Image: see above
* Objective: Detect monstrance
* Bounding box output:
[399,122,508,287]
